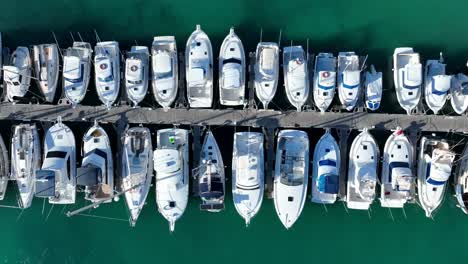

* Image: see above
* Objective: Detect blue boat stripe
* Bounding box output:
[402,71,420,89]
[319,159,337,167]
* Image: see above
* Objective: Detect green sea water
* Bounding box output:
[1,0,468,263]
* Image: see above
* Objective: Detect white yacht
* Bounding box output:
[232,132,264,226]
[11,124,41,208]
[36,117,76,204]
[455,144,468,214]
[380,129,415,208]
[198,131,225,212]
[393,47,422,114]
[254,42,279,109]
[219,28,245,106]
[313,53,337,112]
[78,122,114,203]
[63,42,93,107]
[0,134,8,200]
[346,129,379,210]
[151,36,178,109]
[94,41,120,109]
[365,65,382,111]
[125,46,149,106]
[4,46,31,102]
[121,127,153,226]
[311,129,340,204]
[424,53,452,114]
[273,130,308,229]
[450,73,468,115]
[283,46,309,111]
[186,25,213,108]
[337,52,361,111]
[417,136,455,217]
[154,128,189,232]
[32,44,59,103]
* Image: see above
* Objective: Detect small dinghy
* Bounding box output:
[78,122,114,203]
[393,47,422,115]
[11,124,41,208]
[198,131,225,212]
[365,65,382,111]
[36,117,76,204]
[63,42,93,107]
[185,25,213,108]
[455,144,468,214]
[151,36,178,109]
[121,127,153,226]
[450,73,468,115]
[313,53,337,112]
[154,128,189,232]
[346,129,379,210]
[338,52,361,111]
[311,129,340,204]
[4,46,31,102]
[32,44,59,103]
[424,53,452,114]
[125,46,149,106]
[273,130,308,229]
[219,28,245,106]
[417,136,455,217]
[94,41,120,109]
[380,129,415,208]
[232,132,264,226]
[283,45,309,111]
[0,134,9,200]
[254,42,279,109]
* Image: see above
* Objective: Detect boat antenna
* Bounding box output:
[360,54,368,72]
[277,29,282,46]
[439,52,444,63]
[306,38,309,61]
[69,32,76,42]
[0,67,40,81]
[51,31,64,59]
[94,29,102,44]
[259,27,263,43]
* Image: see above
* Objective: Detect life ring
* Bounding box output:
[131,65,138,72]
[322,71,330,78]
[100,63,108,70]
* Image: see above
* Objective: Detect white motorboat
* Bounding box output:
[0,134,8,200]
[78,122,114,203]
[36,117,76,204]
[125,46,149,106]
[151,36,178,109]
[338,52,361,111]
[273,130,308,229]
[283,45,309,111]
[455,144,468,214]
[450,73,468,115]
[11,124,41,208]
[232,132,264,226]
[254,42,279,109]
[313,53,337,112]
[417,136,455,217]
[4,46,31,102]
[121,127,153,226]
[346,129,379,210]
[32,44,59,103]
[154,128,189,232]
[94,41,120,109]
[219,28,245,106]
[198,131,225,212]
[186,25,213,108]
[311,129,340,204]
[365,65,382,111]
[380,129,415,208]
[63,42,93,107]
[393,47,422,115]
[424,53,452,114]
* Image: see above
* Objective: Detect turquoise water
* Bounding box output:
[1,0,468,263]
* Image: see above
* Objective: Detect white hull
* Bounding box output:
[95,41,120,109]
[152,36,178,109]
[5,46,31,102]
[450,73,468,115]
[125,46,149,106]
[0,134,8,200]
[337,52,361,111]
[63,42,92,106]
[393,47,422,115]
[32,44,59,102]
[254,42,279,109]
[424,57,451,114]
[283,46,309,111]
[455,144,468,214]
[313,53,336,112]
[365,65,382,111]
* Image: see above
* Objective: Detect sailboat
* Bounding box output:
[186,25,213,108]
[283,45,309,111]
[424,53,452,114]
[455,143,468,214]
[365,65,382,111]
[393,47,422,115]
[346,129,379,210]
[154,128,189,232]
[125,46,149,106]
[273,130,308,229]
[254,42,279,109]
[63,42,93,107]
[417,136,455,217]
[121,127,153,226]
[94,41,120,109]
[4,46,31,102]
[337,52,361,111]
[151,36,178,109]
[450,73,468,115]
[232,132,264,226]
[32,44,59,103]
[313,53,337,112]
[0,134,8,200]
[11,124,41,208]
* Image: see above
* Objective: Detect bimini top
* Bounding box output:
[154,53,172,74]
[260,47,276,76]
[425,149,453,185]
[402,63,422,89]
[63,56,81,80]
[154,149,181,176]
[236,154,260,189]
[389,162,413,191]
[126,58,143,82]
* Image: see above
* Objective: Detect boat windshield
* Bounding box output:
[279,152,305,186]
